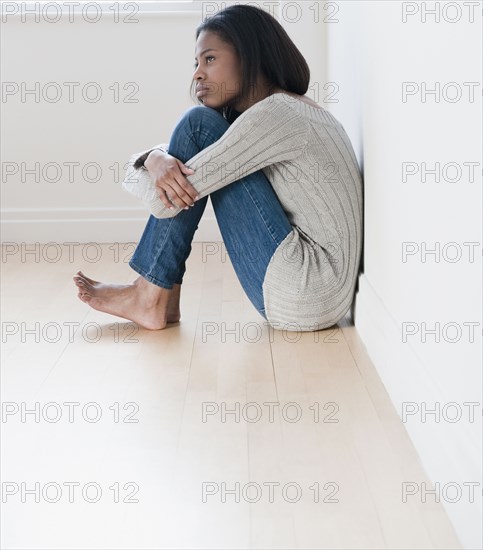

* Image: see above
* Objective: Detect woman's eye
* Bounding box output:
[194,56,214,69]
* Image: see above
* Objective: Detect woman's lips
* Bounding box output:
[196,87,210,97]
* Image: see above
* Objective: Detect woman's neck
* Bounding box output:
[232,80,282,112]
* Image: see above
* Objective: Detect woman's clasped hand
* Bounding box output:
[145,150,200,210]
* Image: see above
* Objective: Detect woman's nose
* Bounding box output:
[193,65,204,80]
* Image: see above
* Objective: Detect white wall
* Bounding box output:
[1,0,326,244]
[1,5,222,243]
[325,2,481,548]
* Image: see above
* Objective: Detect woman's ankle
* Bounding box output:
[133,276,171,306]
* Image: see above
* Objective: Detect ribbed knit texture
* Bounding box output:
[122,92,363,331]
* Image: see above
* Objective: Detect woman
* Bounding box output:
[73,4,363,332]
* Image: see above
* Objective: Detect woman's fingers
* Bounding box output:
[157,176,199,210]
[157,187,176,210]
[178,163,199,201]
[170,174,200,205]
[156,178,195,210]
[150,155,200,210]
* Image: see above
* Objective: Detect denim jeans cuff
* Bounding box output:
[129,261,175,290]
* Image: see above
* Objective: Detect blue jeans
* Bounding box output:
[129,105,293,320]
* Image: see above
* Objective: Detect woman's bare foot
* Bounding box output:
[73,271,180,330]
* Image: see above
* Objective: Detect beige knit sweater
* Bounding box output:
[122,92,363,331]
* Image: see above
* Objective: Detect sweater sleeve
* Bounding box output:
[122,142,169,205]
[122,96,309,219]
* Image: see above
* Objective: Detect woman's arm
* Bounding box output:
[122,142,198,210]
[123,96,309,219]
[144,149,198,210]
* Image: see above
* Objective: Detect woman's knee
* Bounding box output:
[180,105,227,132]
[176,105,228,147]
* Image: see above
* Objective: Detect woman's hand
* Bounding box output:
[144,150,199,210]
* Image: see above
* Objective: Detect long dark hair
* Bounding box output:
[190,4,310,124]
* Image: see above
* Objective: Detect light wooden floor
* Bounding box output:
[1,243,462,549]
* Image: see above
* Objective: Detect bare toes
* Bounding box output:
[74,274,97,292]
[74,280,94,296]
[77,271,100,285]
[80,280,94,292]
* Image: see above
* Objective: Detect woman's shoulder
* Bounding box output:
[265,90,341,128]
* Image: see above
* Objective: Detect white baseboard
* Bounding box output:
[0,207,222,243]
[354,274,481,550]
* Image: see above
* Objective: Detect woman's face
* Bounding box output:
[193,31,244,111]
